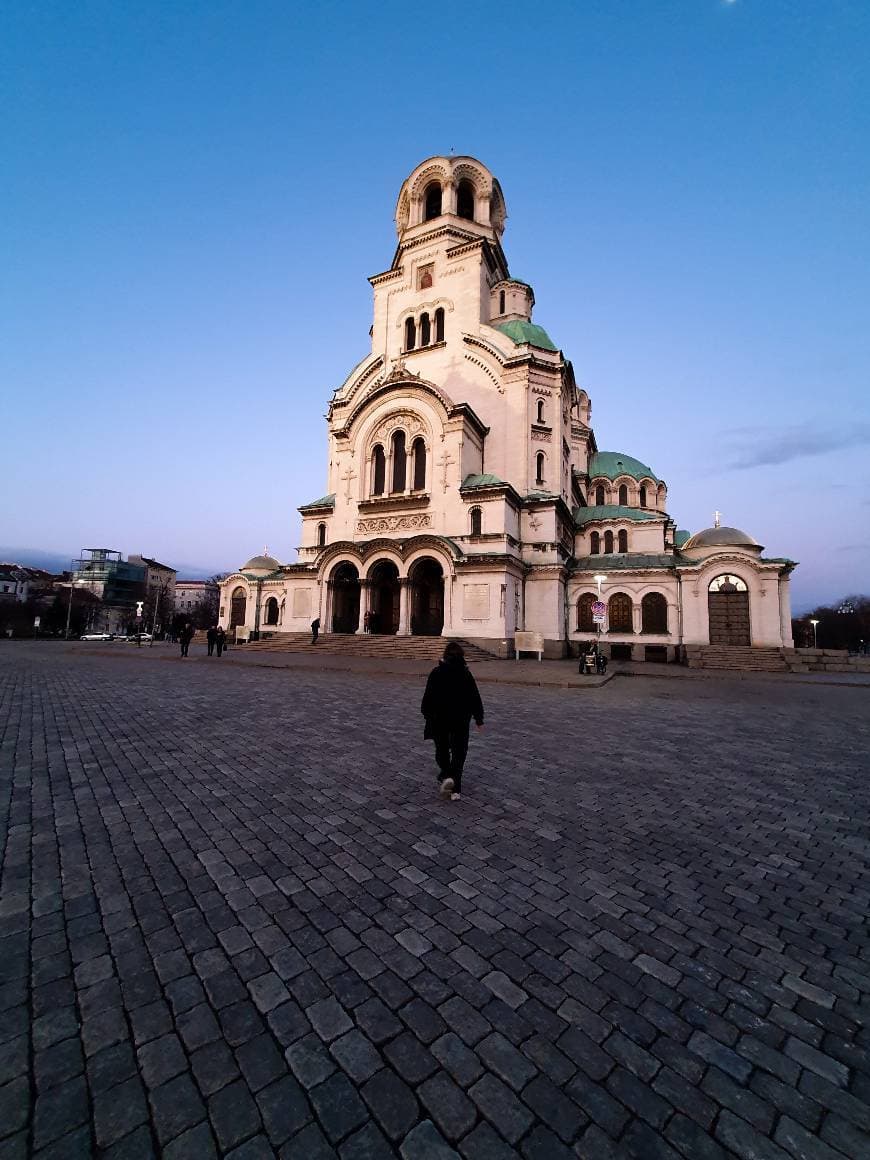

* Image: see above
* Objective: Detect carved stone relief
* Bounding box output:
[357,514,432,533]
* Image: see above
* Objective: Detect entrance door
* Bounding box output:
[230,587,247,629]
[369,561,400,634]
[331,563,360,633]
[708,575,750,645]
[410,558,444,636]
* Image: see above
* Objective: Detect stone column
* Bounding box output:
[397,579,410,636]
[355,581,369,634]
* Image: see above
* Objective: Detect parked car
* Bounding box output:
[127,633,153,642]
[80,632,115,641]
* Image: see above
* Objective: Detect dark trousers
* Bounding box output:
[432,725,470,792]
[207,643,214,655]
[180,640,190,657]
[311,629,319,644]
[216,642,224,656]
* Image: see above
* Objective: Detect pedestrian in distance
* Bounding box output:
[421,641,484,802]
[215,626,226,657]
[311,617,320,645]
[179,622,194,658]
[206,625,217,656]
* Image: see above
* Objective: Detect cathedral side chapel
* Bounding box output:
[219,155,796,658]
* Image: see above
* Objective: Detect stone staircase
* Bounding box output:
[684,645,790,673]
[240,632,499,664]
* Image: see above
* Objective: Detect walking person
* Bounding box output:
[311,617,320,645]
[421,642,484,802]
[215,626,226,657]
[206,625,217,656]
[179,621,194,658]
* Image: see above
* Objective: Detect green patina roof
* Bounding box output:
[572,553,682,571]
[588,451,660,483]
[460,473,507,490]
[574,505,662,526]
[298,493,336,512]
[674,529,692,548]
[495,320,558,352]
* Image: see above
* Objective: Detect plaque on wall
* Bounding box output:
[463,583,490,621]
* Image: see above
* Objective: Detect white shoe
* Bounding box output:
[439,777,454,798]
[451,793,462,801]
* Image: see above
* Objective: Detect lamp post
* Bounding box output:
[810,618,819,649]
[594,573,607,664]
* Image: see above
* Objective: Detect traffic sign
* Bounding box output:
[593,613,605,625]
[591,601,605,615]
[33,616,41,628]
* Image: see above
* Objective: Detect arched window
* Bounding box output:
[456,179,475,220]
[391,430,406,493]
[577,593,596,632]
[424,182,442,220]
[470,507,482,536]
[264,597,279,625]
[317,522,326,548]
[618,484,628,506]
[595,484,605,506]
[419,312,431,346]
[412,438,426,491]
[590,531,600,555]
[617,529,628,553]
[372,445,386,495]
[604,530,614,554]
[642,592,668,633]
[434,307,445,342]
[535,453,545,485]
[536,400,545,424]
[404,317,416,351]
[499,289,506,314]
[639,485,647,508]
[608,592,633,632]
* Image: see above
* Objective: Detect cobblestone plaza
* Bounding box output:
[1,645,869,1158]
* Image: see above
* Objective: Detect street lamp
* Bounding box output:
[810,618,819,648]
[594,573,607,663]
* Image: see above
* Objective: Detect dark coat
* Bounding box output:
[206,628,217,644]
[421,658,484,739]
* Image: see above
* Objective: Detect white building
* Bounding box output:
[219,155,796,659]
[175,580,219,617]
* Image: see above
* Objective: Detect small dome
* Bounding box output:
[683,527,759,550]
[588,451,660,483]
[241,554,281,574]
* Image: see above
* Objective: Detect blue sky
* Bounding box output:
[2,0,867,610]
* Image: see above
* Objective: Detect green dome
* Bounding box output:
[588,451,660,483]
[494,320,558,352]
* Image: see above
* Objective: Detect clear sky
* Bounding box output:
[2,1,867,610]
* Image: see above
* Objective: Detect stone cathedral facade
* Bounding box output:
[219,155,796,658]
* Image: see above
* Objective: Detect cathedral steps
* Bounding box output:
[240,632,499,664]
[685,645,790,673]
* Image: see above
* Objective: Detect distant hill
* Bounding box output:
[0,547,231,580]
[0,547,75,573]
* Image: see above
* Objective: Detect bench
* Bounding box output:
[514,630,544,662]
[235,626,251,644]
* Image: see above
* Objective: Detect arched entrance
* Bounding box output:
[331,563,360,634]
[369,561,399,635]
[264,597,279,626]
[410,557,444,636]
[708,574,750,645]
[230,586,247,629]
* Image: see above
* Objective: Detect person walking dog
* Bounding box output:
[421,641,484,801]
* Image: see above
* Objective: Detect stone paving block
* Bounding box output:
[400,1119,460,1159]
[162,1121,218,1160]
[418,1070,476,1141]
[361,1067,419,1142]
[330,1028,383,1083]
[469,1073,534,1144]
[458,1119,520,1158]
[383,1031,438,1084]
[310,1070,369,1144]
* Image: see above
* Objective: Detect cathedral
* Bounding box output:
[218,155,796,659]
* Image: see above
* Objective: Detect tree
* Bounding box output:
[792,595,870,651]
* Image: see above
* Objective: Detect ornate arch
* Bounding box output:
[343,379,455,437]
[410,163,450,201]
